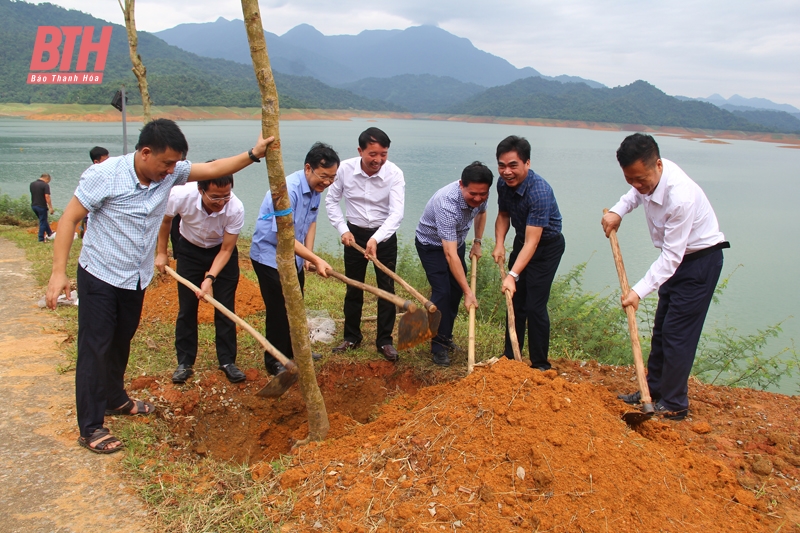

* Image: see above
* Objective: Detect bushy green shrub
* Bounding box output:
[0,190,37,226]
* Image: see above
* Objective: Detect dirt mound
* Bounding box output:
[140,267,265,325]
[130,360,420,464]
[261,358,775,532]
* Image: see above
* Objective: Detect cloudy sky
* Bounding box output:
[33,0,800,107]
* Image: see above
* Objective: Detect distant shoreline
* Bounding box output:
[1,103,798,148]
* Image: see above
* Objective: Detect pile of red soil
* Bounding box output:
[267,359,788,532]
[127,356,800,532]
[140,266,265,325]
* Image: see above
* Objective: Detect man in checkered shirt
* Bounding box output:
[415,162,492,367]
[492,136,565,371]
[45,119,272,454]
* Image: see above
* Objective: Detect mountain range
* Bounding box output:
[154,18,605,90]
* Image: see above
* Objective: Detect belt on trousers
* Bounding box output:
[683,241,730,262]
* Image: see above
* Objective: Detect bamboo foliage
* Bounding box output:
[118,0,153,124]
[240,0,330,443]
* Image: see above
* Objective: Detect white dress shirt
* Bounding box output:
[325,156,405,244]
[610,158,725,299]
[165,183,245,248]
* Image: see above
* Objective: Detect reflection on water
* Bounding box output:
[1,117,798,392]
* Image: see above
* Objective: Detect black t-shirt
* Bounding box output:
[30,179,50,207]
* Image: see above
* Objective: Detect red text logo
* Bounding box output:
[27,26,112,85]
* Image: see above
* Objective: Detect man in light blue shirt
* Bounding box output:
[251,142,337,377]
[46,119,272,454]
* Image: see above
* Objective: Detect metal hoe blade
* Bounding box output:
[622,402,655,426]
[256,362,299,398]
[397,307,434,350]
[427,309,441,337]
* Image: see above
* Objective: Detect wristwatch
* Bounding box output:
[508,270,519,281]
[248,148,260,163]
[473,238,482,244]
[204,274,216,284]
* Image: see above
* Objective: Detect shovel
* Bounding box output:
[496,260,523,362]
[164,266,298,398]
[349,241,441,337]
[467,255,478,374]
[603,209,656,424]
[311,265,433,350]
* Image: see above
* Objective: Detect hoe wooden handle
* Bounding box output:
[165,266,292,367]
[350,242,437,313]
[603,209,652,406]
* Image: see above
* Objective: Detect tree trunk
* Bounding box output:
[240,0,330,444]
[118,0,153,124]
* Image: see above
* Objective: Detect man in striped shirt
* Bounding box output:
[46,119,272,454]
[415,162,492,366]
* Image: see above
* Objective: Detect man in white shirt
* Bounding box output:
[156,174,245,385]
[325,127,405,362]
[601,133,728,421]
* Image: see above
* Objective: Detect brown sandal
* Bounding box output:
[105,398,154,417]
[78,428,124,454]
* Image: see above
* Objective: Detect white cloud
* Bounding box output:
[29,0,800,107]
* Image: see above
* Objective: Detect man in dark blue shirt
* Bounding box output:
[491,136,565,370]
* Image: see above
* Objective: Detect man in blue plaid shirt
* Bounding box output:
[45,119,272,454]
[492,136,565,371]
[415,162,492,366]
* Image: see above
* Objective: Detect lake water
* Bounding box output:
[1,117,798,392]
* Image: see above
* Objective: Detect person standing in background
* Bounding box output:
[30,173,54,242]
[79,147,110,239]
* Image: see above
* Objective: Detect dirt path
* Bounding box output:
[0,237,152,533]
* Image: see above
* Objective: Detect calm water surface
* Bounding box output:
[1,117,797,392]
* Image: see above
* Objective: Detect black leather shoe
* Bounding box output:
[432,352,450,367]
[654,402,688,421]
[618,391,642,405]
[332,340,360,353]
[172,364,194,384]
[445,340,460,352]
[219,363,246,383]
[265,360,287,377]
[378,344,398,362]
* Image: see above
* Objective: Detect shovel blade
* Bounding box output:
[397,307,433,350]
[256,369,298,398]
[427,309,441,337]
[622,402,656,426]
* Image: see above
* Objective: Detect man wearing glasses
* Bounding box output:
[250,142,337,378]
[156,172,245,384]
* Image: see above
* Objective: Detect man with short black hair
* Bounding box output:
[251,142,337,378]
[602,133,727,421]
[326,127,405,362]
[156,172,245,385]
[415,162,492,366]
[492,135,565,371]
[89,146,109,164]
[30,173,54,242]
[46,118,272,454]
